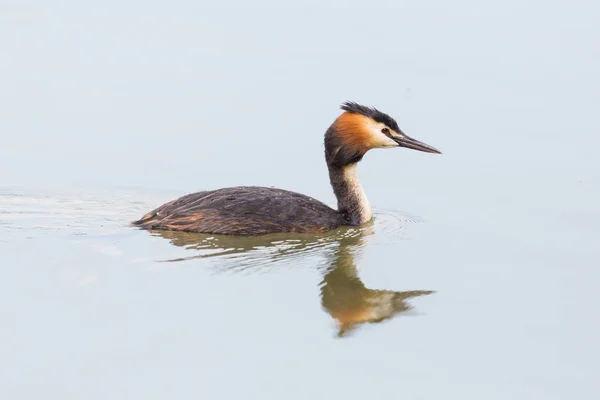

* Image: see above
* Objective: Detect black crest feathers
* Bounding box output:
[340,101,400,132]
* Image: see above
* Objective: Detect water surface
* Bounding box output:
[1,1,599,399]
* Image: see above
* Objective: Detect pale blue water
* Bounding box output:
[1,1,599,399]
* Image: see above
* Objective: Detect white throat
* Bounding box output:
[342,164,372,224]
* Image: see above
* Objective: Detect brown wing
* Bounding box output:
[131,186,345,235]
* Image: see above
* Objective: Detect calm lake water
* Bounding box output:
[1,2,599,399]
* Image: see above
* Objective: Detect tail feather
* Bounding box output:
[130,210,157,227]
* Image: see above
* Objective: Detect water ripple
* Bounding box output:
[148,208,425,272]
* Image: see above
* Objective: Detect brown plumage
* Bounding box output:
[132,187,344,235]
[132,102,441,236]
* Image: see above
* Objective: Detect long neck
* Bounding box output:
[328,163,372,226]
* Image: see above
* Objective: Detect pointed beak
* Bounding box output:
[392,133,441,154]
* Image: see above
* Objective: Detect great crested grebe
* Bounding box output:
[132,102,441,235]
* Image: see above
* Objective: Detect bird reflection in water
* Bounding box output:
[148,222,434,337]
[319,229,433,337]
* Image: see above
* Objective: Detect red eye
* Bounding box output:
[381,128,390,135]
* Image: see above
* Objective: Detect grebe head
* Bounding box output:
[325,101,441,167]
